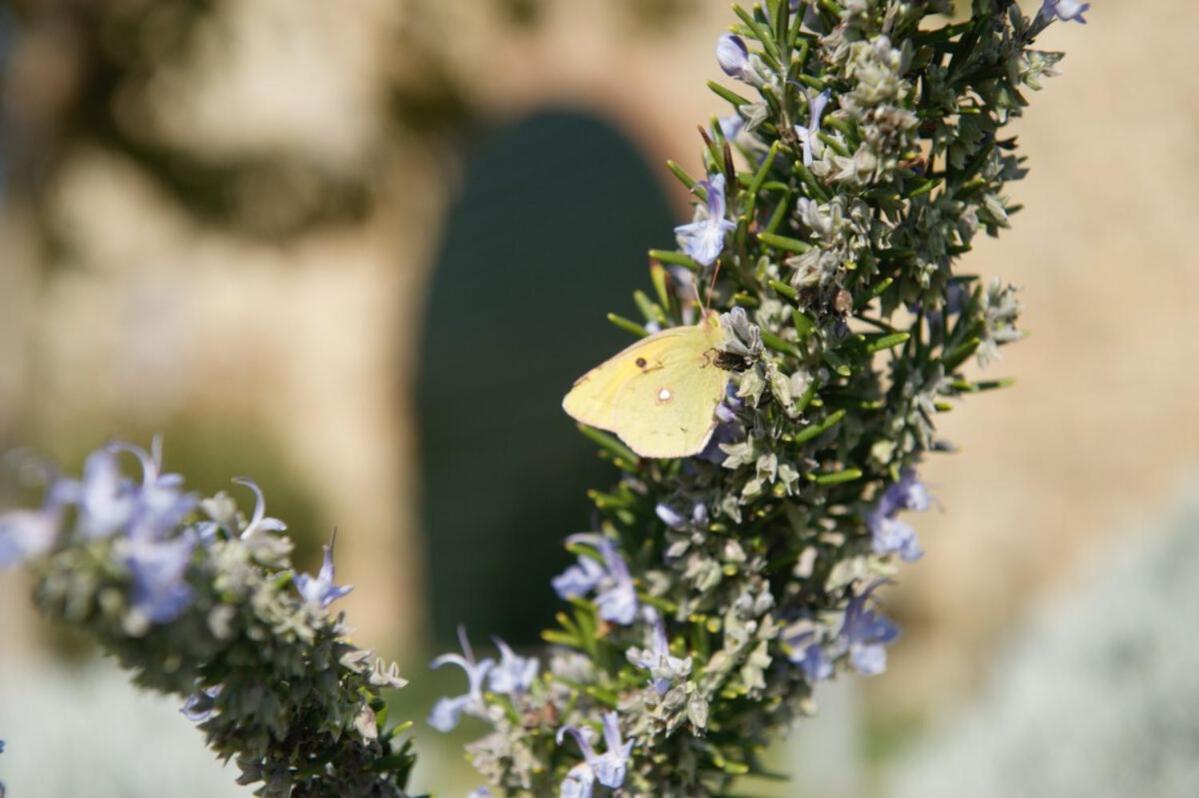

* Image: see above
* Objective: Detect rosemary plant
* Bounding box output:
[0,1,1085,796]
[0,441,414,797]
[431,1,1083,796]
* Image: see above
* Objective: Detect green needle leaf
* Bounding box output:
[791,409,846,444]
[607,313,650,338]
[806,468,862,485]
[707,80,752,108]
[943,336,981,371]
[768,279,798,304]
[577,424,641,466]
[757,232,812,254]
[865,332,911,353]
[650,249,700,271]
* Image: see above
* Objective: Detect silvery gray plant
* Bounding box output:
[0,1,1086,796]
[888,480,1199,798]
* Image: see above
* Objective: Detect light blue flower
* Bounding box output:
[552,554,605,599]
[717,113,744,141]
[628,610,692,694]
[593,553,637,626]
[832,582,900,676]
[181,685,222,723]
[715,392,741,423]
[870,515,923,562]
[556,711,633,798]
[194,520,220,545]
[794,639,833,682]
[560,761,594,798]
[0,501,63,568]
[923,282,970,335]
[74,448,136,539]
[866,470,931,562]
[793,90,831,167]
[428,627,494,732]
[715,33,757,84]
[487,638,539,696]
[655,501,707,531]
[699,386,745,464]
[295,533,353,609]
[674,173,737,267]
[782,619,834,682]
[123,531,197,624]
[1040,0,1089,24]
[231,477,287,539]
[556,534,638,625]
[654,503,686,529]
[468,790,492,798]
[109,438,196,540]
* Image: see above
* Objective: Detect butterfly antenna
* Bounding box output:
[703,259,724,315]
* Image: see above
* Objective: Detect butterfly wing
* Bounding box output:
[563,315,729,459]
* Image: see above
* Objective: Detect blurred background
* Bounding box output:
[0,0,1196,795]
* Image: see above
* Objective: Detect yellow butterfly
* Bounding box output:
[562,311,731,459]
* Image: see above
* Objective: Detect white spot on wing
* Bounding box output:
[657,387,673,402]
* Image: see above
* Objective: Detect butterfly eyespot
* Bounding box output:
[635,357,648,369]
[656,387,674,403]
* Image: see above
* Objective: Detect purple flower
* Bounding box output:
[870,515,923,562]
[468,790,492,798]
[592,549,637,626]
[231,478,287,539]
[628,611,692,694]
[181,685,222,723]
[674,173,737,267]
[832,582,900,676]
[866,470,931,562]
[428,627,494,732]
[487,638,539,696]
[0,499,63,568]
[1040,0,1089,23]
[557,712,633,797]
[295,532,353,609]
[793,90,831,167]
[194,520,220,545]
[555,534,638,625]
[715,33,757,84]
[794,639,833,682]
[655,501,707,531]
[699,386,745,464]
[74,449,135,539]
[715,401,738,424]
[945,282,969,316]
[717,113,744,141]
[924,282,970,334]
[109,438,196,540]
[782,619,834,682]
[654,503,686,529]
[123,531,197,624]
[560,761,595,798]
[552,555,605,599]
